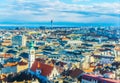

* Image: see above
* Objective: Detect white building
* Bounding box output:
[66,40,82,47]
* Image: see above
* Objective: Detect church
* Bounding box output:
[28,41,59,82]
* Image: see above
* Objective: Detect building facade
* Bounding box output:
[12,35,26,47]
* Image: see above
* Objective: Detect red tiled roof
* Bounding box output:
[35,58,66,67]
[31,61,54,76]
[4,62,17,67]
[82,74,120,83]
[0,53,13,58]
[18,61,28,66]
[35,58,46,63]
[69,68,83,78]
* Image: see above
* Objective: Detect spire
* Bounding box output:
[30,41,34,49]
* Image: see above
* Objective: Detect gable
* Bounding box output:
[31,61,54,76]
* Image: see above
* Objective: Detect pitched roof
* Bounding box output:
[31,61,54,76]
[18,61,28,66]
[35,58,46,63]
[69,68,83,78]
[4,62,17,67]
[82,74,120,83]
[0,53,13,58]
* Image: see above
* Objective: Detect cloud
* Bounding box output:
[0,0,119,25]
[61,10,120,17]
[72,0,90,2]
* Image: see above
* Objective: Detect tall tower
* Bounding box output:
[28,41,35,69]
[51,20,53,29]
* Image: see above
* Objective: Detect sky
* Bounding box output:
[0,0,120,26]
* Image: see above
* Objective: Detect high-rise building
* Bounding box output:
[12,35,26,47]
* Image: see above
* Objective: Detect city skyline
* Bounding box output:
[0,0,120,26]
[0,0,120,82]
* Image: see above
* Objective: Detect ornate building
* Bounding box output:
[28,41,35,69]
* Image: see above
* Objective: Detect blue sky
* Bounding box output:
[0,0,120,26]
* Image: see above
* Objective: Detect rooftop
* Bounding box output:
[82,74,120,83]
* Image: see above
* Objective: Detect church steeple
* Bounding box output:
[28,41,35,69]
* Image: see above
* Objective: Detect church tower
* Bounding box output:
[28,41,35,69]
